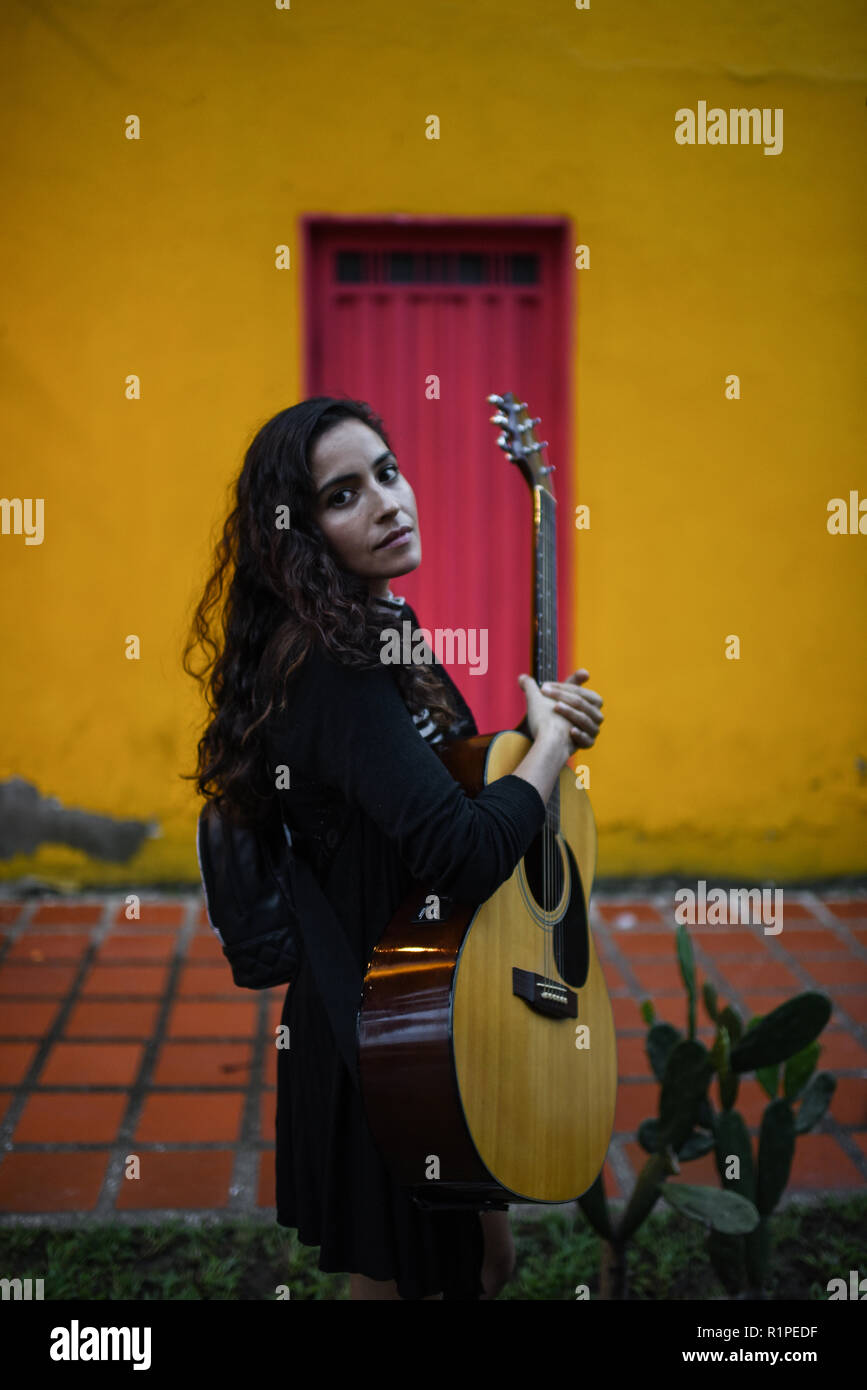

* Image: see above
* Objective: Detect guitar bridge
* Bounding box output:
[512,967,577,1019]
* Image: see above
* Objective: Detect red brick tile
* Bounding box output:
[7,932,92,962]
[261,1090,277,1141]
[263,1047,277,1087]
[613,1081,656,1133]
[80,965,169,996]
[854,930,867,949]
[186,934,227,962]
[852,1133,867,1160]
[30,903,104,927]
[0,964,77,995]
[689,930,768,954]
[175,964,237,997]
[616,1037,655,1079]
[826,900,867,922]
[0,903,24,925]
[267,994,288,1033]
[195,902,210,928]
[0,1043,38,1083]
[596,961,628,990]
[801,959,867,987]
[152,1041,254,1085]
[764,900,820,922]
[63,1002,158,1039]
[814,1030,867,1071]
[629,962,688,994]
[14,1092,128,1142]
[134,1092,244,1143]
[611,997,647,1030]
[166,1002,257,1038]
[712,959,802,992]
[788,1134,865,1188]
[257,1150,276,1208]
[596,902,664,925]
[109,902,186,927]
[114,1151,234,1210]
[97,933,177,961]
[0,1002,60,1036]
[611,932,678,956]
[834,993,867,1026]
[0,1093,10,1124]
[829,1077,867,1128]
[40,1043,143,1085]
[778,930,849,953]
[0,1151,107,1211]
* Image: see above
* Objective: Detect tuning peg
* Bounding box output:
[540,464,556,474]
[486,393,504,405]
[489,412,508,426]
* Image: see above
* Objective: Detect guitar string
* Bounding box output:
[541,483,547,984]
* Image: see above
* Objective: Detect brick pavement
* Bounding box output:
[0,888,864,1224]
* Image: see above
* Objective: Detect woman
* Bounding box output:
[184,396,604,1300]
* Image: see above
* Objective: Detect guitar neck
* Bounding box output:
[532,485,562,836]
[531,486,559,688]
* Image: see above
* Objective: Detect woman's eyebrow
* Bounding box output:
[315,450,395,499]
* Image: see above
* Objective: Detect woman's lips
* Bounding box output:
[376,528,412,550]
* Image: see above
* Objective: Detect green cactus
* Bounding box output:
[661,1182,758,1234]
[729,993,832,1073]
[658,1040,714,1151]
[718,1003,743,1043]
[575,1169,613,1240]
[638,1118,715,1160]
[711,1023,739,1110]
[617,1149,674,1242]
[676,924,697,1040]
[713,1107,756,1201]
[795,1071,836,1134]
[756,1062,780,1099]
[702,980,719,1024]
[756,1099,796,1215]
[646,1021,682,1082]
[784,1040,820,1101]
[744,1216,772,1290]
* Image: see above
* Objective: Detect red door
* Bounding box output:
[302,216,575,736]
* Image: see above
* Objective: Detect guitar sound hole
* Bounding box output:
[523,828,564,912]
[523,831,590,989]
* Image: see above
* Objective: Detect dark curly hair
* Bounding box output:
[181,396,461,826]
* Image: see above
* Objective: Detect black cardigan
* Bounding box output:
[262,603,547,1297]
[264,614,546,967]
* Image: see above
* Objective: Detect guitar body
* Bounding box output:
[358,729,618,1206]
[358,390,618,1207]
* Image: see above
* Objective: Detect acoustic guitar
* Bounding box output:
[358,392,618,1208]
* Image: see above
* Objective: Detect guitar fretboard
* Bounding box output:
[534,487,561,836]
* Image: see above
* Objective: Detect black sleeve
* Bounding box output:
[270,646,547,904]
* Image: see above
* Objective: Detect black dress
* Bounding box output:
[264,594,546,1299]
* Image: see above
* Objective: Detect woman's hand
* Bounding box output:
[527,668,604,749]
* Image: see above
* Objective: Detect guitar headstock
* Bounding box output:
[487,392,555,495]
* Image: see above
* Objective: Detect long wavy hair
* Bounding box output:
[182,396,461,826]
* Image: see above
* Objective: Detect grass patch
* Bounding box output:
[1,1195,863,1300]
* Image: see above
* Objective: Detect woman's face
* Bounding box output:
[309,419,421,598]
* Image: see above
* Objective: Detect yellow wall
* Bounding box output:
[1,0,864,884]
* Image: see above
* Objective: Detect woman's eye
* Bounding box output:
[328,463,399,507]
